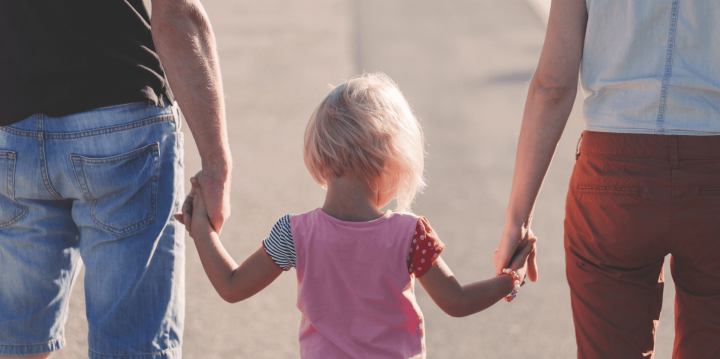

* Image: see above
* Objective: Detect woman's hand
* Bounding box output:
[495,225,538,282]
[504,236,537,284]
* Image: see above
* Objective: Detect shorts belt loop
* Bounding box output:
[669,136,679,168]
[576,132,584,160]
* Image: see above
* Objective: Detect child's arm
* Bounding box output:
[187,178,283,303]
[417,238,535,317]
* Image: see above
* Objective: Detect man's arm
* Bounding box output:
[151,0,232,232]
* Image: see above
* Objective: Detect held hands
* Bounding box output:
[174,170,230,234]
[495,225,538,282]
[175,177,215,239]
[500,237,537,285]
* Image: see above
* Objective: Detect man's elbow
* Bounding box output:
[151,0,211,35]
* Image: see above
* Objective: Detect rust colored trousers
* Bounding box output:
[565,131,720,359]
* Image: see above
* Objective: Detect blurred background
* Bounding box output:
[55,0,678,357]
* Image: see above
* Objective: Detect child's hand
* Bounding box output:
[502,238,537,285]
[173,172,200,233]
[187,177,216,239]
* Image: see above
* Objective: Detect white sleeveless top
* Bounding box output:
[581,0,720,135]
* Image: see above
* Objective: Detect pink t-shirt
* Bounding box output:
[290,209,433,358]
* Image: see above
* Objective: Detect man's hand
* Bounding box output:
[194,169,230,233]
[174,170,230,233]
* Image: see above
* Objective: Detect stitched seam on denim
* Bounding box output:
[2,152,10,198]
[88,347,181,357]
[45,116,173,140]
[0,336,64,347]
[71,158,94,201]
[656,0,679,132]
[0,116,173,139]
[0,127,39,138]
[151,145,159,228]
[577,185,643,196]
[0,152,26,229]
[37,115,64,200]
[90,205,155,234]
[70,143,159,164]
[0,209,27,228]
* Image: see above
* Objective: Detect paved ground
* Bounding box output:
[55,0,678,357]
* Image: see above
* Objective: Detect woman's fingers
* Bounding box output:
[527,243,538,282]
[510,238,536,271]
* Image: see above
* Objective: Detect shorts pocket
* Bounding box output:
[71,143,160,235]
[577,185,643,196]
[0,151,27,228]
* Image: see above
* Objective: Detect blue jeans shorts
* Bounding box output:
[0,101,185,358]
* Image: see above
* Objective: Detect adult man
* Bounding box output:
[0,0,231,358]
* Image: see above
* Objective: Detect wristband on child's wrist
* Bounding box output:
[499,268,521,302]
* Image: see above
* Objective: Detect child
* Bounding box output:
[179,73,536,358]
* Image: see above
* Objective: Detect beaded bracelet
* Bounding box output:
[500,268,521,302]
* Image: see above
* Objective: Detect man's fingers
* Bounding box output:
[174,213,185,224]
[190,177,200,191]
[208,213,224,234]
[184,211,192,233]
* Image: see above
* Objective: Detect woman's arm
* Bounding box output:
[419,239,535,317]
[188,178,283,303]
[494,0,588,281]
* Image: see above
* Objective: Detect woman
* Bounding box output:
[495,0,720,357]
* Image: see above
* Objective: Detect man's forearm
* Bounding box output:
[151,0,232,176]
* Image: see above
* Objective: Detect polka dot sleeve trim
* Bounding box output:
[406,217,445,278]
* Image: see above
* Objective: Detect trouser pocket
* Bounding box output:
[0,151,26,228]
[71,143,160,235]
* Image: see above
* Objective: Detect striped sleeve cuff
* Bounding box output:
[262,215,295,270]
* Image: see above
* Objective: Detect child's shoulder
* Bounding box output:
[387,211,434,225]
[388,210,419,219]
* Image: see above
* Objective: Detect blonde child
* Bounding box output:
[179,73,535,358]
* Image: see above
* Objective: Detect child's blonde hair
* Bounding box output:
[304,72,425,212]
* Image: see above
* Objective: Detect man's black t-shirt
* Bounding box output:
[0,0,174,126]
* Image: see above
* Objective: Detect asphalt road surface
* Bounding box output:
[55,0,677,357]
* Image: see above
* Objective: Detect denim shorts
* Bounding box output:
[0,101,185,358]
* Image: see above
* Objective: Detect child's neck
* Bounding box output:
[322,175,385,222]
